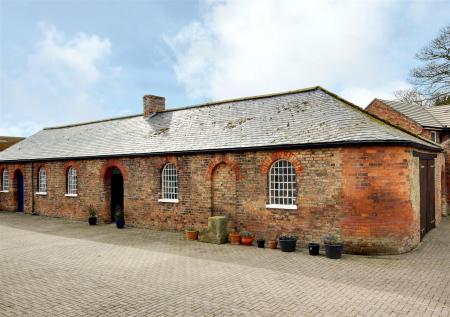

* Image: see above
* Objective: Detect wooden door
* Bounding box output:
[419,158,435,240]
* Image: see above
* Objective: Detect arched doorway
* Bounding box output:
[212,163,237,223]
[14,170,24,212]
[109,167,124,222]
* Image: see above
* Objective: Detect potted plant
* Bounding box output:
[240,230,254,246]
[268,239,278,249]
[228,228,241,245]
[115,206,125,229]
[308,242,320,256]
[323,233,343,259]
[278,235,298,252]
[87,205,97,226]
[185,227,199,240]
[256,238,265,248]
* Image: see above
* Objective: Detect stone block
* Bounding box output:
[198,216,228,244]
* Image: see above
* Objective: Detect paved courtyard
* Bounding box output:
[0,213,449,317]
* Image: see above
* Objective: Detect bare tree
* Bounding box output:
[393,88,431,107]
[410,25,450,101]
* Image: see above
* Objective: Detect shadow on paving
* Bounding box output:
[1,211,450,305]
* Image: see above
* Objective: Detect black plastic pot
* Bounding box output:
[256,239,265,248]
[116,218,125,229]
[279,238,297,252]
[308,243,320,256]
[325,243,343,259]
[88,217,97,225]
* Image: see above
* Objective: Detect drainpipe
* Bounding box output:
[31,162,36,215]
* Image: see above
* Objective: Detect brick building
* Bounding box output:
[0,136,24,151]
[367,99,450,216]
[0,87,445,254]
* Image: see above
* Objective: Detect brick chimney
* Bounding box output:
[143,94,165,118]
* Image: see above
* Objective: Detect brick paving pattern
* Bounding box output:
[0,213,449,317]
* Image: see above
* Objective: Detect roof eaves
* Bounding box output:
[0,139,441,163]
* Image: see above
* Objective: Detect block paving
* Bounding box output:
[0,213,449,316]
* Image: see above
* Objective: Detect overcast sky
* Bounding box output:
[1,0,449,137]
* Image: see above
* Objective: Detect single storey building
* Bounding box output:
[0,86,445,254]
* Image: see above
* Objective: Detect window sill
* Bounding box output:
[266,204,297,210]
[65,193,78,197]
[35,192,48,196]
[158,198,179,203]
[0,190,9,193]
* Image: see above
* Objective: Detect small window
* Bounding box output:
[160,163,178,201]
[38,168,47,193]
[267,160,297,209]
[67,167,77,195]
[2,169,9,191]
[430,131,437,142]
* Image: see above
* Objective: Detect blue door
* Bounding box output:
[16,171,24,212]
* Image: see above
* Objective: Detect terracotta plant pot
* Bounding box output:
[186,230,199,240]
[268,240,278,249]
[228,232,241,245]
[241,236,254,246]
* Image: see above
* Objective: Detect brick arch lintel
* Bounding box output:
[155,156,180,173]
[99,159,129,182]
[34,163,49,177]
[206,154,242,180]
[260,150,304,175]
[63,160,81,176]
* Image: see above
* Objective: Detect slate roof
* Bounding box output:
[0,87,440,162]
[377,99,443,128]
[426,105,450,127]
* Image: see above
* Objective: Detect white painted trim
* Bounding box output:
[35,192,48,196]
[65,193,78,197]
[266,204,297,210]
[0,190,9,193]
[158,198,179,203]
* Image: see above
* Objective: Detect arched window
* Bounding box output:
[38,168,47,193]
[160,163,178,202]
[1,169,9,191]
[267,160,297,209]
[67,167,77,195]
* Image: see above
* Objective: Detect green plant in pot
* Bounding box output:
[322,233,343,259]
[185,227,199,240]
[228,227,241,245]
[87,205,97,226]
[240,230,254,246]
[114,206,125,229]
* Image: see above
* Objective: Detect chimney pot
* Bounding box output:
[143,94,165,118]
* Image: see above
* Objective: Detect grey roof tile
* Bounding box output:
[379,99,443,128]
[0,87,440,162]
[425,105,450,127]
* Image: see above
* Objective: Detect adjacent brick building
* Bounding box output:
[367,99,450,216]
[0,87,444,254]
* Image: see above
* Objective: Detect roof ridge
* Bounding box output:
[42,86,322,130]
[43,114,143,130]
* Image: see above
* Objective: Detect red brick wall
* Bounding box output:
[0,146,443,254]
[366,100,425,136]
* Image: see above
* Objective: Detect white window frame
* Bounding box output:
[266,160,297,210]
[1,169,9,192]
[431,131,437,142]
[36,168,47,194]
[158,163,179,203]
[66,167,77,196]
